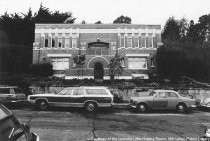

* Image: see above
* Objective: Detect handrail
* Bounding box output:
[182,76,210,87]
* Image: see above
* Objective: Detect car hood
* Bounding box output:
[130,96,153,101]
[30,93,55,97]
[181,96,195,101]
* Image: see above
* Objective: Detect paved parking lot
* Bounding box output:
[9,106,210,141]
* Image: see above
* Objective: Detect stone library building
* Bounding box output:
[33,24,162,80]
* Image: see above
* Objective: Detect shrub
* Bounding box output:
[31,63,53,77]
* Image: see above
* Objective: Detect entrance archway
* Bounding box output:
[94,62,104,79]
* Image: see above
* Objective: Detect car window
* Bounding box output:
[57,89,73,95]
[13,88,23,94]
[156,92,166,98]
[85,89,108,95]
[0,88,10,94]
[73,89,84,95]
[149,91,156,96]
[166,92,178,98]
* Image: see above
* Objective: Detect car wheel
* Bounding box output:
[137,103,147,112]
[85,102,97,112]
[176,103,186,113]
[38,100,48,110]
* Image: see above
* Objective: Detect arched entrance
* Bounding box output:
[94,62,104,79]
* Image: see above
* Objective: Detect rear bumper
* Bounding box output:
[187,104,197,110]
[2,100,28,104]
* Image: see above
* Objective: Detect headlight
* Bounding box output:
[207,103,210,106]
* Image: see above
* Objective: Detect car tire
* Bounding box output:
[85,102,97,112]
[176,103,187,113]
[137,103,147,112]
[37,100,48,110]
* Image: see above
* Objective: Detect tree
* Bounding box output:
[109,54,124,83]
[31,63,53,77]
[95,20,102,24]
[162,17,181,42]
[0,4,76,74]
[186,14,210,44]
[179,17,189,39]
[113,15,131,24]
[157,41,209,82]
[34,3,76,23]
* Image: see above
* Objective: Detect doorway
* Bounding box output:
[94,62,104,79]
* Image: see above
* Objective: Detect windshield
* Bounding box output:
[148,91,156,96]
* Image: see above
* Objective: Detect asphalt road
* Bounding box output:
[9,106,210,141]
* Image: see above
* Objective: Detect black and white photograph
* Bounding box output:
[0,0,210,141]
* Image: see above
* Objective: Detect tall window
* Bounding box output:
[72,38,77,48]
[148,33,153,48]
[65,33,70,48]
[151,58,155,67]
[65,38,70,48]
[52,39,55,48]
[127,33,132,48]
[44,39,48,47]
[128,57,147,69]
[58,38,62,48]
[35,33,41,43]
[141,33,146,48]
[133,33,139,48]
[120,59,125,67]
[51,33,55,48]
[120,33,125,47]
[58,33,62,48]
[44,34,49,47]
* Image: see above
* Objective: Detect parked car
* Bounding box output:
[129,89,196,112]
[0,86,27,105]
[27,86,114,112]
[0,103,39,141]
[199,97,210,110]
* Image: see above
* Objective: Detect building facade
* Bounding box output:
[33,24,162,80]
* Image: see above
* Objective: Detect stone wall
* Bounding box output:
[30,86,210,101]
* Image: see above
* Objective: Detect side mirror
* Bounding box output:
[21,123,30,132]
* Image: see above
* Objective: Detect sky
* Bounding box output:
[0,0,210,28]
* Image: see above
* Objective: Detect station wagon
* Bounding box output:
[0,86,27,105]
[27,87,113,112]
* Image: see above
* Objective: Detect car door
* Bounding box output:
[70,88,85,107]
[153,92,168,109]
[48,89,73,107]
[166,92,179,109]
[0,88,11,102]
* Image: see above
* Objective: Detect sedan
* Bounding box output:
[129,89,196,112]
